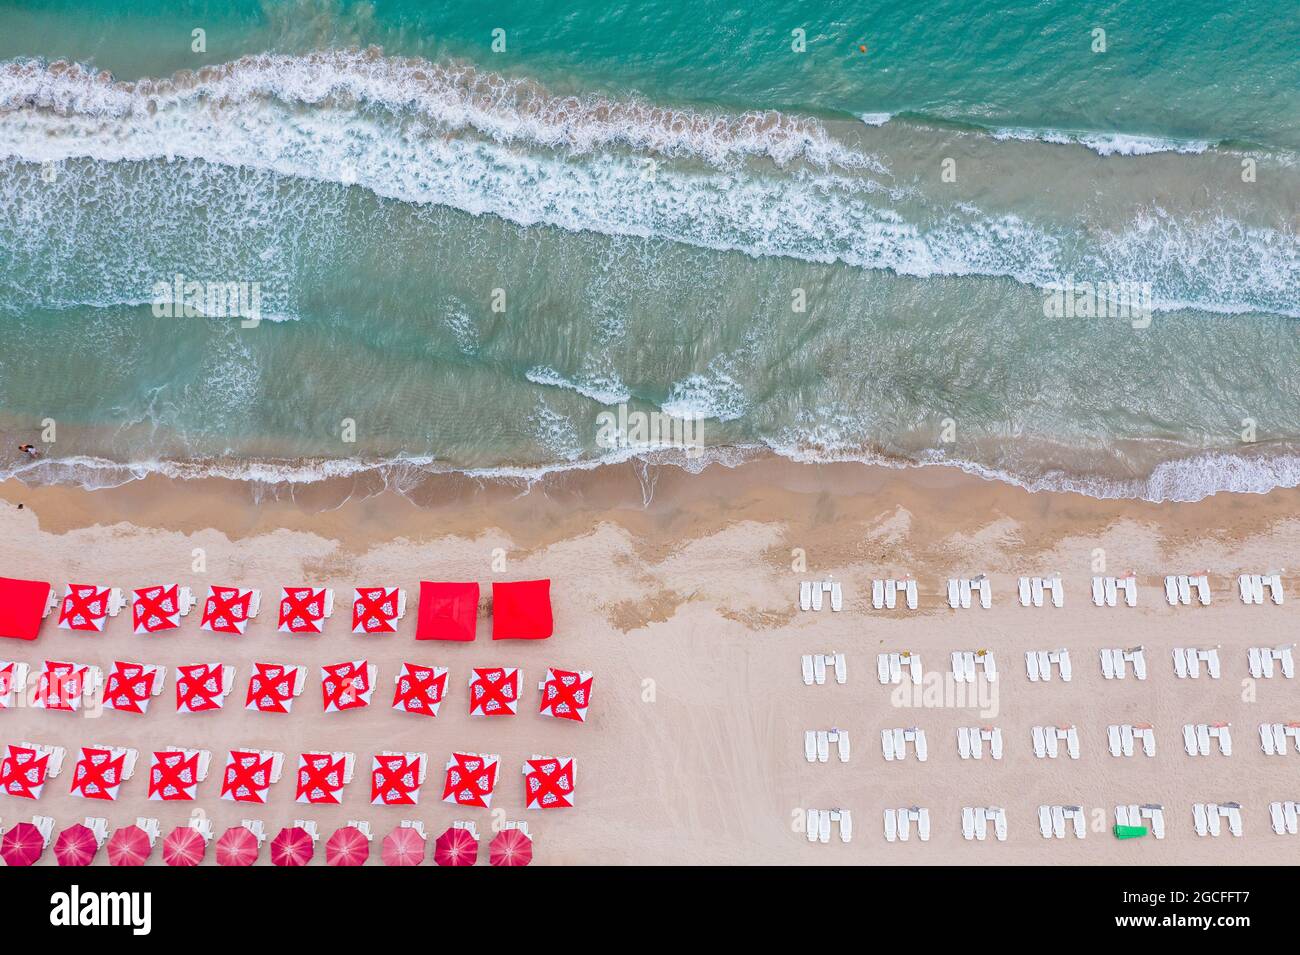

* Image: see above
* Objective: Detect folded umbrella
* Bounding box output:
[54,824,99,866]
[0,822,45,867]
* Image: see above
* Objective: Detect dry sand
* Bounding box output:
[1,456,1299,864]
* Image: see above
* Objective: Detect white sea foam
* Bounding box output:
[0,58,1294,318]
[859,112,893,127]
[991,126,1212,156]
[525,366,630,405]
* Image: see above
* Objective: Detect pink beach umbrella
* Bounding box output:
[270,826,313,867]
[489,828,532,867]
[433,826,478,867]
[107,825,152,866]
[381,826,426,866]
[215,825,260,867]
[162,825,206,866]
[0,822,45,867]
[54,824,99,866]
[325,826,369,867]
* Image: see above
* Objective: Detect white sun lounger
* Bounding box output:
[1165,575,1178,605]
[1058,649,1072,681]
[1140,726,1155,757]
[801,655,814,686]
[804,731,817,763]
[987,727,1002,760]
[1044,727,1059,759]
[907,653,922,684]
[816,731,829,763]
[1051,806,1066,839]
[1207,804,1222,837]
[994,808,1007,841]
[1193,803,1208,836]
[833,653,846,685]
[1124,576,1137,606]
[1105,577,1118,607]
[799,581,811,611]
[884,809,897,842]
[1269,574,1284,604]
[810,582,822,612]
[1031,576,1044,607]
[913,729,928,762]
[972,808,987,841]
[1065,726,1080,759]
[1018,577,1030,607]
[1101,649,1116,679]
[1108,725,1122,757]
[884,579,896,609]
[1130,647,1147,680]
[806,809,819,842]
[829,582,842,612]
[1252,575,1265,604]
[1205,648,1221,679]
[905,579,917,610]
[960,578,972,609]
[1026,651,1041,682]
[836,730,850,762]
[1213,724,1232,756]
[1286,802,1299,834]
[1173,648,1188,679]
[839,809,852,843]
[1225,804,1243,837]
[979,578,991,609]
[813,654,826,685]
[947,579,959,609]
[1032,726,1047,758]
[1178,575,1192,605]
[1281,646,1295,678]
[1196,723,1211,755]
[1144,806,1165,840]
[1270,802,1286,835]
[969,728,984,760]
[1038,806,1052,839]
[1260,723,1277,756]
[876,653,890,684]
[818,809,831,843]
[872,580,884,609]
[981,650,997,682]
[962,806,975,840]
[916,808,931,841]
[958,727,972,759]
[1249,647,1264,678]
[881,729,896,761]
[1196,575,1210,604]
[1091,576,1103,606]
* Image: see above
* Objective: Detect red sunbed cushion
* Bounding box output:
[491,579,553,640]
[0,576,52,640]
[415,582,479,641]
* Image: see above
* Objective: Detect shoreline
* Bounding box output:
[3,458,1300,863]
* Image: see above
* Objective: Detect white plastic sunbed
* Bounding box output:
[811,582,823,611]
[1032,726,1047,759]
[799,581,812,611]
[978,577,991,609]
[1018,577,1030,607]
[994,808,1007,841]
[1178,574,1192,605]
[804,732,816,763]
[986,727,1002,759]
[829,581,842,613]
[1270,802,1286,835]
[1057,649,1072,681]
[1130,647,1147,680]
[884,809,897,843]
[885,579,897,609]
[1193,803,1208,836]
[838,809,852,843]
[1101,648,1116,679]
[881,729,896,761]
[913,729,928,762]
[960,578,972,609]
[905,579,918,610]
[835,730,850,763]
[1065,726,1080,759]
[806,809,818,842]
[1225,804,1243,837]
[1165,575,1178,605]
[1270,574,1284,604]
[958,727,971,759]
[1196,723,1211,756]
[1051,806,1066,839]
[1105,577,1118,607]
[816,731,829,763]
[916,808,931,842]
[1260,723,1277,756]
[872,579,884,609]
[1031,576,1044,607]
[1026,650,1041,682]
[833,653,846,685]
[947,579,959,609]
[1107,725,1122,757]
[801,655,814,686]
[1092,576,1104,606]
[1253,575,1265,604]
[813,654,826,685]
[818,809,831,843]
[962,806,975,840]
[1038,806,1053,839]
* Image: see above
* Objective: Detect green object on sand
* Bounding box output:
[1113,825,1148,840]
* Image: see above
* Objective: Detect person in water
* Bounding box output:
[18,444,38,458]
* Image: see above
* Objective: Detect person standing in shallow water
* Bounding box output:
[17,444,38,458]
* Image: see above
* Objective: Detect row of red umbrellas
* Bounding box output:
[1,820,532,866]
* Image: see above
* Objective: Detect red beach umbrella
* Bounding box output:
[106,825,151,866]
[325,825,369,866]
[270,826,313,866]
[54,824,99,866]
[162,825,206,866]
[0,822,45,866]
[489,828,532,867]
[381,826,425,866]
[433,826,478,866]
[215,825,260,867]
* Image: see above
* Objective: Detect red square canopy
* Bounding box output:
[491,580,553,640]
[0,576,51,641]
[416,582,479,642]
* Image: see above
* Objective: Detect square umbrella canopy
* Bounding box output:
[491,580,553,640]
[416,582,479,641]
[0,576,51,641]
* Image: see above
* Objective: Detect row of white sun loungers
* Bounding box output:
[800,572,1287,610]
[1031,725,1080,759]
[876,652,922,685]
[1108,723,1156,757]
[1092,575,1137,607]
[798,579,843,612]
[871,578,918,610]
[949,650,997,683]
[1248,645,1296,678]
[1100,647,1147,679]
[1018,576,1063,607]
[1039,805,1088,839]
[1115,804,1167,839]
[1025,649,1072,681]
[957,727,1003,759]
[1165,574,1212,606]
[807,803,1300,842]
[1183,723,1232,756]
[883,807,930,842]
[1193,803,1244,837]
[1172,646,1221,679]
[1270,802,1300,834]
[947,576,991,610]
[800,653,846,685]
[1240,573,1285,605]
[1260,723,1300,756]
[805,808,852,843]
[804,729,851,763]
[881,728,928,762]
[962,807,1009,841]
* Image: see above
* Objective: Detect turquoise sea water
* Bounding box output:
[0,1,1298,499]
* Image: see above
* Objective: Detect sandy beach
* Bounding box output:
[1,456,1298,864]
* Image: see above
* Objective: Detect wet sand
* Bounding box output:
[1,456,1298,864]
